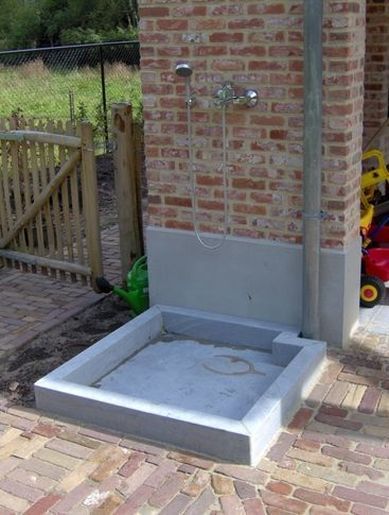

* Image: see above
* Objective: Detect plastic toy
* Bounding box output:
[360,150,389,307]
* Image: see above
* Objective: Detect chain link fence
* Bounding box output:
[0,41,141,152]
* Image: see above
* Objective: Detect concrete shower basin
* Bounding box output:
[35,305,326,465]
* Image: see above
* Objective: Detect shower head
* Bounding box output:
[175,63,193,78]
[176,63,196,109]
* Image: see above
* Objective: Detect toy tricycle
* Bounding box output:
[361,149,389,210]
[360,150,389,307]
[361,246,389,308]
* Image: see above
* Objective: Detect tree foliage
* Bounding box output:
[0,0,138,49]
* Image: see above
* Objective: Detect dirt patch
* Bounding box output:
[96,152,147,231]
[0,296,131,407]
[96,154,118,229]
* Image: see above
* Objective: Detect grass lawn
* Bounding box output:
[0,61,142,128]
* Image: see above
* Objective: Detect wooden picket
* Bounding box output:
[111,103,144,283]
[0,118,103,289]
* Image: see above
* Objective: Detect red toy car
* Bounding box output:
[361,221,389,307]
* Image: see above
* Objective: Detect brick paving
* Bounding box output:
[0,226,121,361]
[0,323,386,513]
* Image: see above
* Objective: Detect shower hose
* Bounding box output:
[187,97,229,250]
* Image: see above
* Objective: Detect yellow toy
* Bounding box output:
[360,204,374,241]
[361,149,389,209]
[359,149,389,307]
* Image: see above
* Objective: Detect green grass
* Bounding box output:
[0,60,143,130]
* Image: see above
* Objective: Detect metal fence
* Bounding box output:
[0,41,141,152]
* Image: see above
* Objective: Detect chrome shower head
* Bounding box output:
[175,63,193,78]
[175,63,195,108]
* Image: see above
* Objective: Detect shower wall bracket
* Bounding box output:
[185,94,196,109]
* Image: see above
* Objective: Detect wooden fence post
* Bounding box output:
[80,121,103,288]
[112,103,142,284]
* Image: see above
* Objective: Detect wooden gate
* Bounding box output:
[0,118,102,288]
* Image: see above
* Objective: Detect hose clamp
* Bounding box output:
[302,210,327,220]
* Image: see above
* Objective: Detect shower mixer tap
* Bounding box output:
[214,82,259,108]
[175,64,258,109]
[174,62,258,250]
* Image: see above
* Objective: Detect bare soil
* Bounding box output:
[96,154,119,229]
[0,297,132,407]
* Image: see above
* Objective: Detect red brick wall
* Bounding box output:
[139,0,365,249]
[363,0,389,151]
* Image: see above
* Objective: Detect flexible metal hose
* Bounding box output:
[187,95,229,250]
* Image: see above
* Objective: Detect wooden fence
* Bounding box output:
[0,117,103,288]
[111,103,144,283]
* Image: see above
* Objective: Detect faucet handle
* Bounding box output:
[233,89,259,107]
[243,89,259,108]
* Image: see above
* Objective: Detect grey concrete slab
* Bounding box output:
[94,338,283,419]
[146,226,360,347]
[35,305,326,465]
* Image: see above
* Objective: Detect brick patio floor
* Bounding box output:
[1,234,389,513]
[0,226,121,361]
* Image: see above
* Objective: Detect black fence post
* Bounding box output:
[99,44,109,153]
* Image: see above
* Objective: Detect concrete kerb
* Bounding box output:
[35,304,326,465]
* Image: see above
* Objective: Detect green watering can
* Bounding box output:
[96,256,149,315]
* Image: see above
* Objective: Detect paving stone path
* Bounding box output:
[0,329,388,513]
[0,226,121,360]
